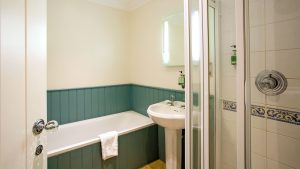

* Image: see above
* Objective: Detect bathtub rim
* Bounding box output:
[47,111,155,157]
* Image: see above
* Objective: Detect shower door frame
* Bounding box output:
[184,0,249,169]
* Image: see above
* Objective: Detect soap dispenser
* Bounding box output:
[178,71,185,89]
[231,45,237,65]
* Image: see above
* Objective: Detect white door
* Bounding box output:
[0,0,47,169]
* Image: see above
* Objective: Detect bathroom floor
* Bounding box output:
[140,160,166,169]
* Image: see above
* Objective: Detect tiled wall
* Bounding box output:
[248,0,300,168]
[219,0,300,169]
[48,125,158,169]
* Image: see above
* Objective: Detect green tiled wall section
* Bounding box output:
[48,125,158,169]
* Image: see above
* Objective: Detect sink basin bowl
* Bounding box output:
[147,100,185,129]
[147,100,185,169]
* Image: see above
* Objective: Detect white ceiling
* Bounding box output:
[88,0,150,11]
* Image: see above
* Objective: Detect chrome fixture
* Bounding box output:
[170,95,175,106]
[255,70,287,96]
[32,119,59,135]
[35,145,43,156]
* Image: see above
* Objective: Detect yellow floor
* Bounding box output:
[140,160,166,169]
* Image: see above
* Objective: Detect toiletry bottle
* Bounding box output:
[178,71,185,89]
[231,45,237,65]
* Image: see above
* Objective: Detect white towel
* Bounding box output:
[99,131,118,160]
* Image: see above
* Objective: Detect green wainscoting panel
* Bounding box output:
[131,84,184,116]
[48,125,158,169]
[47,84,184,125]
[47,84,132,125]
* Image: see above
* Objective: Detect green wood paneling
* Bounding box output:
[69,90,77,123]
[47,85,133,125]
[76,89,85,122]
[60,91,69,124]
[48,126,158,169]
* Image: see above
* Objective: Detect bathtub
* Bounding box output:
[47,111,154,157]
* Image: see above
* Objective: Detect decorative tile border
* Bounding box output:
[266,107,300,125]
[222,100,300,126]
[251,105,265,118]
[223,100,237,112]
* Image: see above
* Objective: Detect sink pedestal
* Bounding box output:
[165,128,182,169]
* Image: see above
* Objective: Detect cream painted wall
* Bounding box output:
[48,0,184,91]
[128,0,184,90]
[47,0,130,90]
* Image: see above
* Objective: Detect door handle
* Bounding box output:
[32,119,59,135]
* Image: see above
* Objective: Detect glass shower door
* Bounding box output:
[185,0,202,168]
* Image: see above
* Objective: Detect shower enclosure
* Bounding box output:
[185,0,300,169]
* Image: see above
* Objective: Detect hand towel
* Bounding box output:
[99,131,118,160]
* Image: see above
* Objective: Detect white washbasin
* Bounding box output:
[147,100,185,169]
[147,100,185,130]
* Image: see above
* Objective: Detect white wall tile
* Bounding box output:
[267,118,300,140]
[266,49,300,79]
[252,128,267,156]
[250,26,266,52]
[221,53,237,77]
[222,76,236,101]
[222,162,236,169]
[265,0,300,24]
[251,78,266,105]
[252,153,267,169]
[266,19,300,50]
[222,110,237,121]
[267,79,300,110]
[221,31,236,55]
[249,0,265,26]
[250,52,266,78]
[221,141,237,168]
[267,132,300,169]
[252,115,267,130]
[222,118,237,144]
[267,159,295,169]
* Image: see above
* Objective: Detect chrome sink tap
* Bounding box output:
[170,95,175,106]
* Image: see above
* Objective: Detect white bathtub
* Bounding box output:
[47,111,154,157]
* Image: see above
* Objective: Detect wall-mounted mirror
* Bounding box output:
[162,13,184,66]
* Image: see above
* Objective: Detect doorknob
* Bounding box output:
[32,119,59,135]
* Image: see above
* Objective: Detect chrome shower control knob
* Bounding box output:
[255,70,287,96]
[261,75,278,90]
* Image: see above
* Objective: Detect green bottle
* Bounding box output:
[178,71,185,89]
[231,45,237,65]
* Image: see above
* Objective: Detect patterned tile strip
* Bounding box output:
[266,107,300,125]
[222,100,300,125]
[223,100,237,112]
[251,105,266,118]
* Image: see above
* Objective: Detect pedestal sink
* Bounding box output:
[147,100,185,169]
